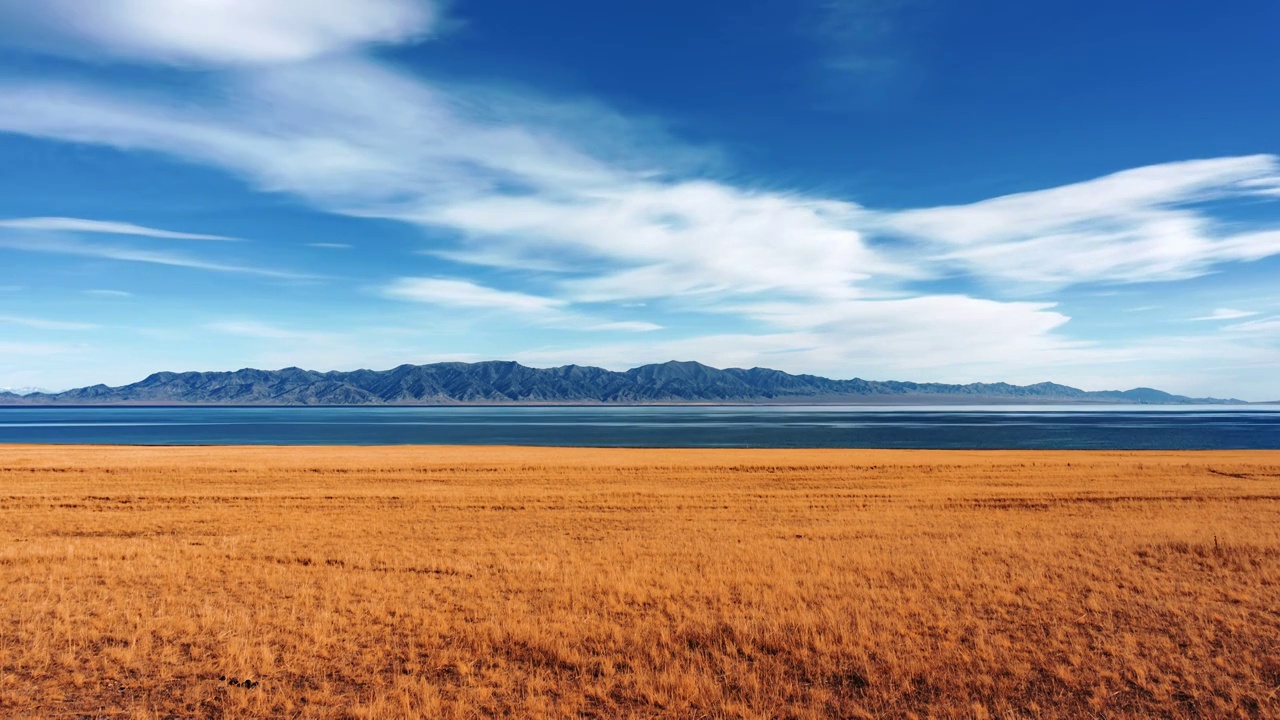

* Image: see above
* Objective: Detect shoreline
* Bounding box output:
[5,442,1280,452]
[2,399,1272,407]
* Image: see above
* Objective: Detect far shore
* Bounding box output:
[0,397,1271,408]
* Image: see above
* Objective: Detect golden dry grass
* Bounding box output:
[2,445,1280,719]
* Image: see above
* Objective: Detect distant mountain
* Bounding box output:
[0,361,1243,405]
[0,386,52,396]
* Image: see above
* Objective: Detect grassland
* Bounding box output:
[1,446,1279,719]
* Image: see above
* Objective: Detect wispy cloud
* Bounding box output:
[430,181,903,304]
[0,0,442,65]
[382,277,664,333]
[1191,308,1258,321]
[83,289,134,298]
[422,247,579,273]
[585,321,663,333]
[0,235,315,279]
[0,341,79,356]
[306,242,352,249]
[4,59,1274,312]
[205,320,338,342]
[0,216,241,241]
[0,315,99,331]
[884,156,1280,289]
[1222,316,1280,335]
[803,0,925,84]
[383,277,566,314]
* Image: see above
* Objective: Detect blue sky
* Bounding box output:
[1,0,1278,399]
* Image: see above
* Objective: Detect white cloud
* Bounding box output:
[0,234,314,279]
[0,341,78,356]
[893,156,1278,245]
[422,247,580,274]
[0,315,99,331]
[429,180,904,303]
[206,320,337,342]
[84,289,134,298]
[306,243,352,249]
[383,277,566,314]
[885,156,1280,288]
[1240,176,1280,197]
[0,216,240,241]
[1191,308,1258,321]
[0,0,441,65]
[1222,316,1280,335]
[0,61,626,213]
[381,278,665,333]
[586,321,664,333]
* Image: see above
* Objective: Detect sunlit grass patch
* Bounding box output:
[1,446,1278,718]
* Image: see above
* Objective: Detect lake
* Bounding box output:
[0,405,1278,449]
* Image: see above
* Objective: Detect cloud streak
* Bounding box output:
[383,278,566,315]
[0,341,79,356]
[0,315,99,331]
[885,156,1280,289]
[1191,308,1258,322]
[382,277,663,333]
[0,235,315,279]
[0,0,442,65]
[206,320,338,342]
[0,216,241,241]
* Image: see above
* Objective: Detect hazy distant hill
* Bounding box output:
[0,386,52,398]
[0,360,1243,405]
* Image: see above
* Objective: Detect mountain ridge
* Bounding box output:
[0,360,1243,405]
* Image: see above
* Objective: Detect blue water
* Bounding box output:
[0,405,1278,449]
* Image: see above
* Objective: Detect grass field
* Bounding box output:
[1,446,1279,719]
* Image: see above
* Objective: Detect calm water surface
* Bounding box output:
[1,405,1278,449]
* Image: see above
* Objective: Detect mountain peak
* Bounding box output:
[0,361,1242,406]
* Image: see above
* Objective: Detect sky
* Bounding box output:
[0,0,1278,400]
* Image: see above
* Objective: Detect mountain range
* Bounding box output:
[0,361,1243,405]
